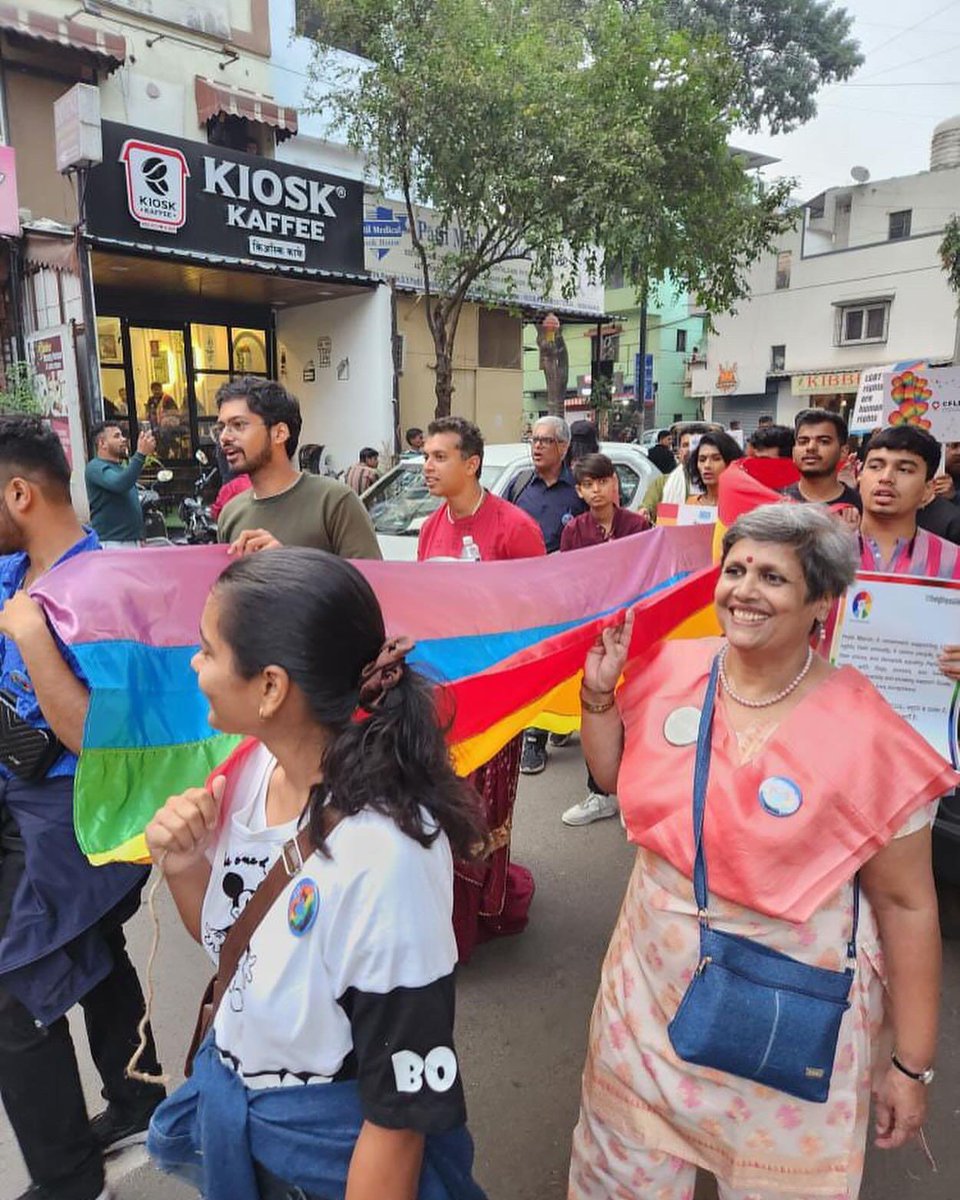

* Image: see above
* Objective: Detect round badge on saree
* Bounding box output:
[663,707,701,747]
[287,878,319,937]
[758,776,802,818]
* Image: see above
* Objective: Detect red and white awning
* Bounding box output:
[0,5,125,70]
[195,76,298,139]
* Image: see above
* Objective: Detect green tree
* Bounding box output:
[939,214,960,363]
[0,363,43,415]
[658,0,863,133]
[303,0,801,416]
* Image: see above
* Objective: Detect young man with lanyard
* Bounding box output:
[559,454,650,827]
[503,415,585,774]
[216,377,381,559]
[781,409,861,512]
[859,425,960,581]
[0,417,164,1200]
[418,416,544,962]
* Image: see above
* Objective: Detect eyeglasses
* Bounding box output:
[531,436,559,446]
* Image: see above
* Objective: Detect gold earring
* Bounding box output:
[258,706,266,721]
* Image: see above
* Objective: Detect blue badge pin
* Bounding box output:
[758,776,803,818]
[287,878,319,937]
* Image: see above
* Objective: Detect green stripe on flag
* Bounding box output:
[73,734,242,860]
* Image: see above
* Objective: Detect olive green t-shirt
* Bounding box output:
[217,473,382,560]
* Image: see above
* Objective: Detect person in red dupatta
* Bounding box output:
[569,503,957,1200]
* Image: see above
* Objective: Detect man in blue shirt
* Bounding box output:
[0,417,163,1200]
[84,422,155,546]
[504,416,586,774]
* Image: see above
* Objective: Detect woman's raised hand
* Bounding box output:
[583,607,635,695]
[145,776,226,876]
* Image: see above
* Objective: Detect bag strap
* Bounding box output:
[691,655,720,921]
[507,468,536,505]
[207,822,315,1031]
[692,654,860,957]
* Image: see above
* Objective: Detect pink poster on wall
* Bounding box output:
[0,146,21,238]
[27,328,78,467]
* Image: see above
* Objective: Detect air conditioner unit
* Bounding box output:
[393,333,406,375]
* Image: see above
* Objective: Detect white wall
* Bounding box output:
[702,165,960,407]
[29,0,274,142]
[277,287,394,473]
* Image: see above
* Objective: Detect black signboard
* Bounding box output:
[86,121,365,278]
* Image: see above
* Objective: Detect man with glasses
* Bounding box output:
[215,377,381,559]
[504,415,586,774]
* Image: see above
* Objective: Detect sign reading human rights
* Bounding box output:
[87,122,365,277]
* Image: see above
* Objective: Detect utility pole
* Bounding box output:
[636,273,648,433]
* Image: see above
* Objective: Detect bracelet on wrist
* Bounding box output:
[891,1051,935,1085]
[580,687,616,715]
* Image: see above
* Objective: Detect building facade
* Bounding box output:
[0,0,600,516]
[690,121,960,434]
[522,277,707,432]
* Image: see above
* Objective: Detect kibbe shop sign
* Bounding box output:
[86,121,364,276]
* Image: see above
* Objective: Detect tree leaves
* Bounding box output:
[299,0,845,411]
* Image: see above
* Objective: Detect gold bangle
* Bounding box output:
[580,691,616,715]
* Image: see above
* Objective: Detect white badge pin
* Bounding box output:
[663,707,701,747]
[758,776,803,818]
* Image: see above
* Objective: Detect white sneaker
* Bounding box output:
[562,792,619,826]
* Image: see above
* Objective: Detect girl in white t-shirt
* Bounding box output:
[144,548,487,1200]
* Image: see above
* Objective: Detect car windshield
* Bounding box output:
[364,462,504,535]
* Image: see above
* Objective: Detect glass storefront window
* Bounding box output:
[232,328,267,375]
[191,324,229,372]
[99,367,129,429]
[97,317,123,365]
[128,327,190,460]
[195,373,226,420]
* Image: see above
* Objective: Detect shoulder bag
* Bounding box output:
[185,824,314,1076]
[667,655,858,1104]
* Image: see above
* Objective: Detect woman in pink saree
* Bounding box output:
[570,504,957,1200]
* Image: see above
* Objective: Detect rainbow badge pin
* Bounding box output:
[288,878,319,937]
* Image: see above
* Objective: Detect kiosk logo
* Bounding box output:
[119,139,189,234]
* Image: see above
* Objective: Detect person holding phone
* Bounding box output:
[85,421,156,547]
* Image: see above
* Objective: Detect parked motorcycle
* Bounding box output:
[139,468,174,544]
[175,449,219,545]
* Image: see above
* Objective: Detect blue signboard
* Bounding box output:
[635,352,654,403]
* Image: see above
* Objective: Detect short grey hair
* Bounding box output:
[533,415,570,444]
[721,503,859,602]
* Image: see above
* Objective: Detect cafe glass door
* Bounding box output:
[127,325,192,461]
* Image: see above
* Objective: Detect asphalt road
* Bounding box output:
[2,743,959,1200]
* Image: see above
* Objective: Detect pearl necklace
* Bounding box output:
[718,644,814,709]
[446,487,485,523]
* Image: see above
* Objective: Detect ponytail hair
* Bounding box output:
[214,548,485,859]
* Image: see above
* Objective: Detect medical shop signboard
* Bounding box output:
[86,122,365,277]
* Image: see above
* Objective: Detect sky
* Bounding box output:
[733,0,960,198]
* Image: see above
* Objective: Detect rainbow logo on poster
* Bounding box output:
[851,591,872,620]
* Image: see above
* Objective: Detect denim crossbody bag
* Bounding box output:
[667,655,858,1104]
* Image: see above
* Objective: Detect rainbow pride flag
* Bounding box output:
[31,526,717,865]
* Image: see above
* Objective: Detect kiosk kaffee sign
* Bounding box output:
[87,122,364,276]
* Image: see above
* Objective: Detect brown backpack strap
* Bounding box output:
[184,822,315,1075]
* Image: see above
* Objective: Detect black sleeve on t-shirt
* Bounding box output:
[338,974,467,1134]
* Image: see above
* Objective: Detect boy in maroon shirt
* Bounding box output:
[560,454,650,826]
[560,453,651,551]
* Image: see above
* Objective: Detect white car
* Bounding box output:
[362,442,660,560]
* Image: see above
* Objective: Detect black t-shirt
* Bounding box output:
[779,481,862,511]
[918,496,960,545]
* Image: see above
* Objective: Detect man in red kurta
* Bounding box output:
[418,417,545,961]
